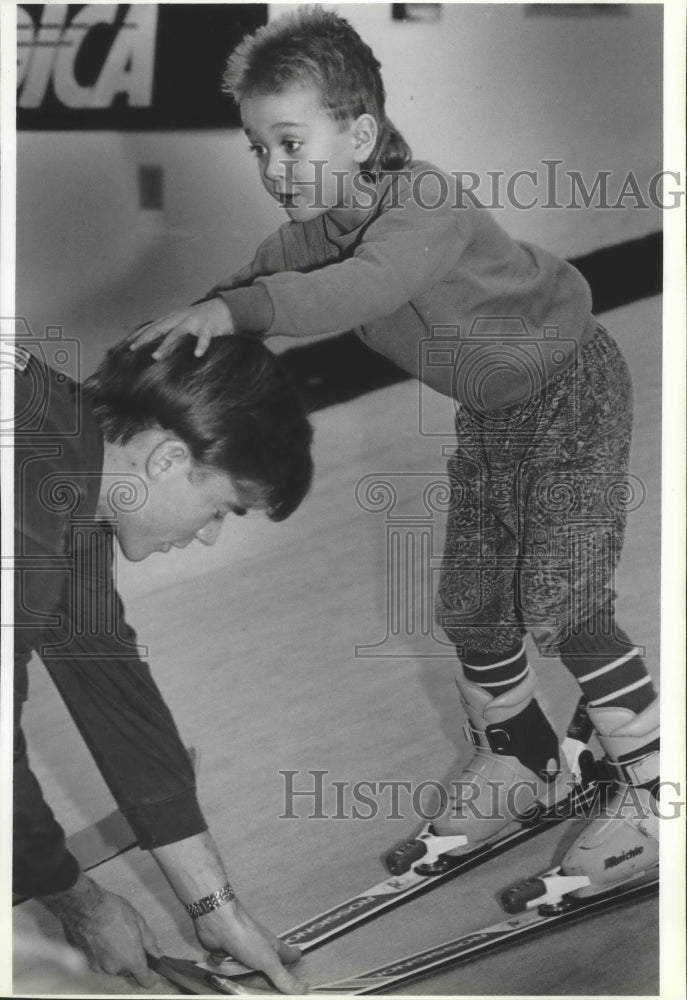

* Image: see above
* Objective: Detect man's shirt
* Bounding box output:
[14,352,206,897]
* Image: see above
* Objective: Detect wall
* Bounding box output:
[343,2,663,249]
[16,2,663,374]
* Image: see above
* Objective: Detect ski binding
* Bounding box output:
[501,867,591,914]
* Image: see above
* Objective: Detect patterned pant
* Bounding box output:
[435,324,635,656]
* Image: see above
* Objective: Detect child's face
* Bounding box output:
[241,85,366,223]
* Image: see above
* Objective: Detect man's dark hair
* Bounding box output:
[84,334,313,521]
[223,7,411,172]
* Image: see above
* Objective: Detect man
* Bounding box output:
[13,332,313,992]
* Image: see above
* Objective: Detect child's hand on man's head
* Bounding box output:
[129,298,234,359]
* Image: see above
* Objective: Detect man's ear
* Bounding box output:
[146,438,191,480]
[351,113,379,164]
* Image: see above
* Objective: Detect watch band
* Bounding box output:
[185,882,235,920]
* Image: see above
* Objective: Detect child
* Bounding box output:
[133,8,658,896]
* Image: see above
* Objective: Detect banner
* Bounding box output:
[17,4,267,130]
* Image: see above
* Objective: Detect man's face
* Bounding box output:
[241,85,363,224]
[114,450,252,562]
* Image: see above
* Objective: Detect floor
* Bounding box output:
[13,296,678,996]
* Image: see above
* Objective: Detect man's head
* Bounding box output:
[85,334,313,561]
[223,8,410,220]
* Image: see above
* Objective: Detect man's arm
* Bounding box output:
[38,524,207,848]
[152,832,306,993]
[13,657,81,897]
[26,525,304,990]
[14,621,160,988]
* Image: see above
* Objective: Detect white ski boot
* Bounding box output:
[385,673,595,875]
[385,669,582,878]
[559,698,659,896]
[427,671,578,848]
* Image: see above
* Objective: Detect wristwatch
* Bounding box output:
[185,882,235,919]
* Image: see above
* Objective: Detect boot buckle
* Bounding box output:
[463,719,489,750]
[485,724,513,755]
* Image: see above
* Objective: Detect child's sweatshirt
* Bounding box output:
[209,160,596,411]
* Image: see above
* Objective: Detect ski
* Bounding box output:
[149,871,658,995]
[148,700,603,984]
[158,762,598,980]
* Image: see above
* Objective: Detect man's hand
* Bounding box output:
[129,298,234,359]
[195,897,306,994]
[40,872,160,988]
[152,830,307,994]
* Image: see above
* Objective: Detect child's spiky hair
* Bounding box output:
[223,7,411,171]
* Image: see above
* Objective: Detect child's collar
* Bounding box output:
[325,204,371,236]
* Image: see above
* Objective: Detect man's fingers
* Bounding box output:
[259,939,306,995]
[127,965,159,989]
[277,941,302,965]
[137,915,160,959]
[265,963,309,995]
[250,921,301,968]
[123,916,160,986]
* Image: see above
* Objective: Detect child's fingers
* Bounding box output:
[193,330,213,357]
[151,329,186,359]
[129,313,185,349]
[128,321,167,349]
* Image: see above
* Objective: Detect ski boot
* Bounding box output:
[557,698,660,896]
[386,671,580,874]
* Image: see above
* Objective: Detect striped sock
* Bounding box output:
[559,610,655,713]
[462,640,529,696]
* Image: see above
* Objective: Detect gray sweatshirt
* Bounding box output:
[210,160,595,411]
